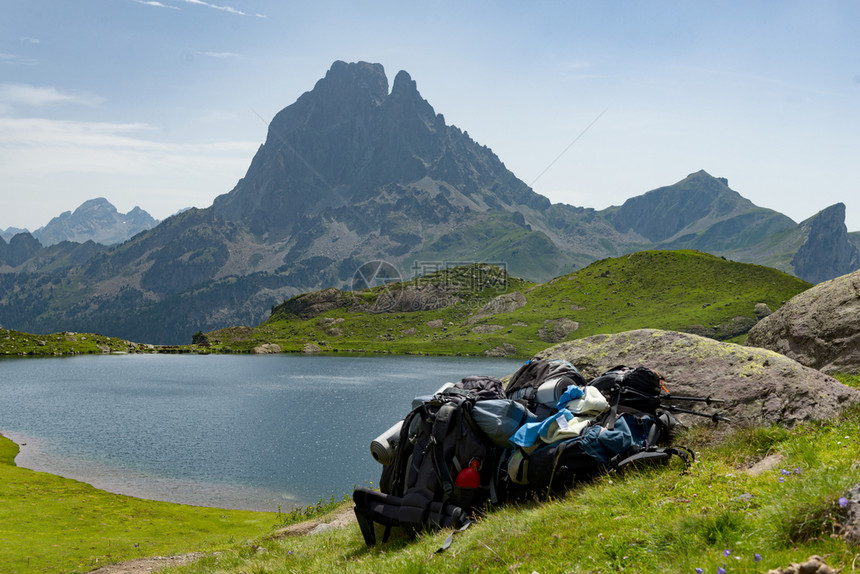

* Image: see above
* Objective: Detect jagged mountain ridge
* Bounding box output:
[0,227,28,243]
[209,61,559,280]
[36,198,159,247]
[791,203,860,284]
[0,60,857,344]
[214,63,548,234]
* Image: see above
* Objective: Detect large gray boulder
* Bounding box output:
[746,269,860,374]
[533,329,859,427]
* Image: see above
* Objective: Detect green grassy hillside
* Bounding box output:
[203,250,811,357]
[0,328,155,357]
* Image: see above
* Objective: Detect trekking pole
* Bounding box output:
[662,394,725,405]
[664,404,731,423]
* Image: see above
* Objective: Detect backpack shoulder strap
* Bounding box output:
[386,404,426,496]
[430,401,459,498]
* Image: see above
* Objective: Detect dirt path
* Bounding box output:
[86,507,356,574]
[87,553,208,574]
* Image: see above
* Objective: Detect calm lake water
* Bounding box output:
[0,353,522,511]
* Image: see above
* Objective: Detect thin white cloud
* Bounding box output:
[0,53,40,66]
[0,116,258,228]
[132,0,255,17]
[179,0,245,15]
[134,1,180,9]
[0,84,104,108]
[0,117,255,176]
[197,51,241,59]
[19,37,41,44]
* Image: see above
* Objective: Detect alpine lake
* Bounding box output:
[0,353,522,511]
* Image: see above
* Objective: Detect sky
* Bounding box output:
[1,0,859,233]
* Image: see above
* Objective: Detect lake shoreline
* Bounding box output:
[0,354,522,513]
[2,430,298,512]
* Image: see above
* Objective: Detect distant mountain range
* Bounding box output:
[0,198,159,246]
[1,60,858,344]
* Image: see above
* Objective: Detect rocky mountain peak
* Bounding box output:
[0,227,28,242]
[316,60,389,103]
[611,170,753,242]
[391,69,415,94]
[386,69,439,125]
[791,203,860,284]
[212,60,540,235]
[29,198,158,247]
[76,197,113,212]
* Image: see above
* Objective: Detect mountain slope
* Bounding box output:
[201,251,811,357]
[0,61,855,343]
[611,172,763,241]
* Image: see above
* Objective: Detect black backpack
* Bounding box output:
[353,377,507,545]
[588,365,668,431]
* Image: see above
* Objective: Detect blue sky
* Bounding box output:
[2,0,858,232]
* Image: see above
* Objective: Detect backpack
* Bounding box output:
[504,365,692,494]
[505,359,587,420]
[354,376,515,545]
[356,365,722,545]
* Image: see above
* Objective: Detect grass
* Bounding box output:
[0,328,156,357]
[0,434,282,573]
[2,378,858,573]
[200,250,811,357]
[156,380,860,573]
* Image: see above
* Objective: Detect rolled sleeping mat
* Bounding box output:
[535,376,574,407]
[370,420,404,465]
[370,382,459,465]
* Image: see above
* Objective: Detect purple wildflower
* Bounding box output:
[754,553,762,562]
[695,569,703,574]
[794,467,801,474]
[717,567,727,574]
[724,549,731,557]
[839,497,849,508]
[779,477,785,483]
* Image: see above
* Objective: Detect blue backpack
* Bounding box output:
[503,364,696,493]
